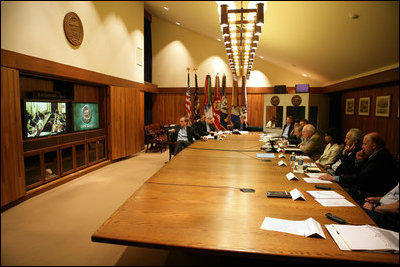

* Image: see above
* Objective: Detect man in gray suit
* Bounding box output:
[299,124,325,161]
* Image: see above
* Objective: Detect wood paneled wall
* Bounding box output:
[1,67,26,206]
[152,89,265,127]
[341,83,399,157]
[109,86,144,160]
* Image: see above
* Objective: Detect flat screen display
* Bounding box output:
[72,103,99,131]
[295,84,310,93]
[25,101,68,138]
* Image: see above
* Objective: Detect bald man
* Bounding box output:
[299,124,325,161]
[319,132,398,205]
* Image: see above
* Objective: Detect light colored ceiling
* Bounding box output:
[144,1,399,85]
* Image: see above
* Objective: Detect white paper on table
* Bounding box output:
[302,177,333,184]
[277,148,282,152]
[306,173,325,178]
[290,188,306,200]
[278,153,286,158]
[295,162,317,167]
[256,153,276,159]
[315,198,355,207]
[239,131,249,135]
[295,155,310,160]
[293,168,304,174]
[278,160,287,166]
[260,217,325,238]
[307,190,345,199]
[286,172,298,180]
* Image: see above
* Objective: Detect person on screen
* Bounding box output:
[281,116,294,139]
[299,124,325,161]
[169,116,203,155]
[318,132,398,206]
[315,128,343,169]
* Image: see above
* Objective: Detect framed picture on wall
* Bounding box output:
[375,95,391,117]
[345,98,355,115]
[358,97,370,116]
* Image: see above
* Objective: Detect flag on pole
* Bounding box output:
[204,74,213,119]
[240,76,248,120]
[220,74,228,130]
[193,71,200,121]
[212,74,224,130]
[230,79,240,124]
[185,70,192,124]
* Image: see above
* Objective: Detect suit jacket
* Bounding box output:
[233,121,249,131]
[331,143,362,176]
[193,121,215,136]
[315,143,343,166]
[170,125,200,143]
[288,135,302,146]
[300,132,325,161]
[281,123,294,138]
[339,148,398,197]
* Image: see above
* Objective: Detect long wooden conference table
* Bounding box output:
[91,133,398,265]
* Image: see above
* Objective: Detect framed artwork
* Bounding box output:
[345,98,355,115]
[358,97,370,116]
[375,95,391,117]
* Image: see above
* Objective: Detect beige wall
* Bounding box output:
[1,1,144,83]
[152,16,323,88]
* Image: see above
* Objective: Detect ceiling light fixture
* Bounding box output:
[217,1,266,80]
[176,22,181,26]
[163,7,169,11]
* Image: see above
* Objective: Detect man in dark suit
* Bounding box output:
[193,115,216,136]
[281,116,294,138]
[319,132,398,205]
[233,115,248,131]
[325,128,363,176]
[169,116,202,155]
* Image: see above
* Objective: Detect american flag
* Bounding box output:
[185,72,192,123]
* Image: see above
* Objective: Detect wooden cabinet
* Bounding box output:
[109,86,144,160]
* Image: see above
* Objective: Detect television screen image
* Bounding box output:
[295,84,310,93]
[73,103,99,131]
[25,101,67,138]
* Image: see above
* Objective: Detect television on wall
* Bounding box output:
[24,100,68,139]
[295,84,310,93]
[72,102,99,132]
[274,85,287,94]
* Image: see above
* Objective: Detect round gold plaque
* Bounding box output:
[291,95,302,106]
[63,12,84,47]
[270,96,280,106]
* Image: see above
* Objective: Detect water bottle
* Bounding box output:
[290,152,296,168]
[298,156,304,172]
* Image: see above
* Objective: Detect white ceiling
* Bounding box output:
[144,1,399,86]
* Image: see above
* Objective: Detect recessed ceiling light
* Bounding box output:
[302,73,308,77]
[176,22,181,26]
[163,7,169,11]
[217,38,221,42]
[259,55,264,59]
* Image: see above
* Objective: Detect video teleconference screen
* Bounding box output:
[72,103,99,131]
[24,101,67,138]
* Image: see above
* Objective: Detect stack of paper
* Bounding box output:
[325,224,399,252]
[302,177,332,184]
[306,190,355,207]
[256,153,276,159]
[306,173,324,178]
[261,217,325,238]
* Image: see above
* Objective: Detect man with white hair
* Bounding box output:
[299,124,325,161]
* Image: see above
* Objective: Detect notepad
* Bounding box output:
[306,173,325,178]
[261,217,325,238]
[306,190,345,199]
[256,153,276,159]
[325,224,399,252]
[315,198,355,207]
[290,188,306,200]
[302,177,333,184]
[278,160,287,166]
[286,172,298,180]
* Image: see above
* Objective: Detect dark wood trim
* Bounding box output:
[322,68,399,93]
[142,81,159,93]
[1,49,158,91]
[144,9,152,23]
[157,87,323,94]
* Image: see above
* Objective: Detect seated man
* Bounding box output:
[266,116,276,128]
[325,128,363,176]
[288,125,303,146]
[315,128,343,168]
[299,119,308,128]
[194,116,216,136]
[281,116,294,139]
[299,124,325,161]
[289,121,300,136]
[363,183,399,232]
[319,132,398,205]
[193,115,207,136]
[233,115,249,131]
[169,116,202,155]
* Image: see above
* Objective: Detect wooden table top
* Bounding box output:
[92,133,398,264]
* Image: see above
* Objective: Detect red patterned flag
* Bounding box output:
[185,72,192,123]
[212,74,224,130]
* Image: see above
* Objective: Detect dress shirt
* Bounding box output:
[177,127,188,142]
[282,125,290,138]
[380,184,399,205]
[206,123,210,132]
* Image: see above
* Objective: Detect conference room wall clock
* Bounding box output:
[63,12,84,47]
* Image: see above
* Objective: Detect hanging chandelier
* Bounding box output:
[217,1,266,81]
